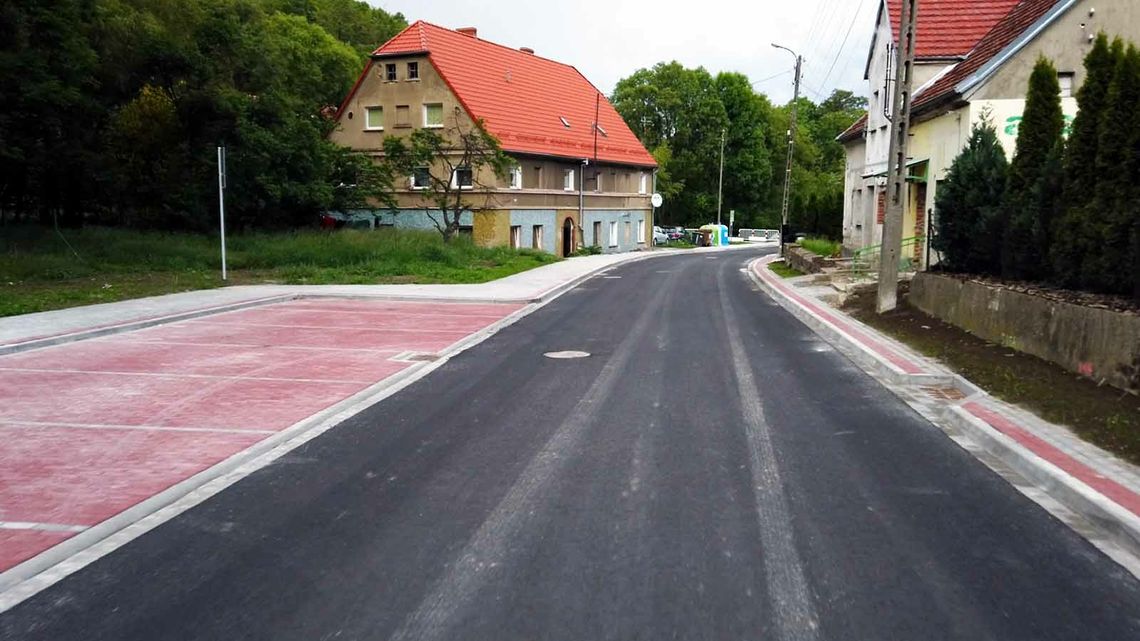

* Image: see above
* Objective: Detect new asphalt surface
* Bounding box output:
[4,247,1140,640]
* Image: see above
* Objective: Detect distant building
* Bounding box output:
[839,0,1140,266]
[330,21,657,256]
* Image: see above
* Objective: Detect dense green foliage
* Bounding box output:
[611,62,864,237]
[932,118,1009,274]
[1001,57,1065,281]
[936,38,1140,300]
[0,0,405,231]
[0,225,556,316]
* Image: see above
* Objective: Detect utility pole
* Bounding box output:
[877,0,919,312]
[217,146,227,281]
[772,44,802,256]
[717,128,726,227]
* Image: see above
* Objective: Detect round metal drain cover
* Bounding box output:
[544,350,590,359]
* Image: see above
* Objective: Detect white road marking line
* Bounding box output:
[183,321,479,334]
[717,266,820,641]
[90,340,406,354]
[0,368,374,386]
[0,522,88,534]
[1,421,276,435]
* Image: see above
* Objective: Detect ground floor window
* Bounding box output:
[608,221,618,247]
[510,225,521,249]
[593,221,602,246]
[636,219,645,244]
[532,225,544,249]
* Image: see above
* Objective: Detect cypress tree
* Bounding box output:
[1054,35,1123,286]
[1002,57,1065,281]
[1087,45,1140,294]
[932,116,1008,275]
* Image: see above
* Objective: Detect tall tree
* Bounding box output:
[1001,56,1065,281]
[933,115,1008,274]
[1086,44,1140,294]
[1054,34,1123,285]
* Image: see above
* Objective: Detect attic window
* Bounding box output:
[559,116,571,129]
[595,123,607,137]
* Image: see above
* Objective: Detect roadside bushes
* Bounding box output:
[934,36,1140,300]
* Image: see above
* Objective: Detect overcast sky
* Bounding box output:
[372,0,881,104]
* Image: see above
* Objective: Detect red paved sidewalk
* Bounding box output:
[0,299,522,572]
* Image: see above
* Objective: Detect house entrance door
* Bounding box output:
[562,218,574,257]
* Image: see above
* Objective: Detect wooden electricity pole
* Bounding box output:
[877,0,919,313]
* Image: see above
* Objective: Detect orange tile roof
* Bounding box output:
[887,0,1023,59]
[356,21,656,168]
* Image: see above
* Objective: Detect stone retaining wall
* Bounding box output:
[910,272,1140,394]
[785,245,834,274]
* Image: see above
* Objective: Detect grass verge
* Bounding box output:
[799,237,841,258]
[0,225,558,317]
[843,287,1140,466]
[768,262,805,278]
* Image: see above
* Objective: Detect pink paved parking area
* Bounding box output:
[0,298,522,572]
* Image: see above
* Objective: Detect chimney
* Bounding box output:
[520,47,535,55]
[457,27,477,38]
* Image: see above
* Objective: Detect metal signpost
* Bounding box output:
[217,146,228,281]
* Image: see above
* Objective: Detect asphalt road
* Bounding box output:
[4,247,1140,641]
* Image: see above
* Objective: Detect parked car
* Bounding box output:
[652,226,669,245]
[666,227,684,241]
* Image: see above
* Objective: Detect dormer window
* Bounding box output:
[559,116,571,128]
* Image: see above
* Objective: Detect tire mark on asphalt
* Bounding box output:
[389,281,673,641]
[716,262,820,641]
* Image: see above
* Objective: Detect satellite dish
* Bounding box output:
[651,193,663,208]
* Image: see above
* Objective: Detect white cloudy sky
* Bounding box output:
[372,0,882,104]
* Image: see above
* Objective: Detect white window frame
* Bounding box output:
[638,172,648,194]
[509,225,521,249]
[451,166,474,190]
[563,168,575,191]
[509,166,523,189]
[532,225,544,249]
[1058,72,1075,98]
[637,219,646,244]
[407,61,419,81]
[423,103,444,128]
[385,63,397,82]
[594,171,602,193]
[364,106,384,131]
[410,166,431,190]
[608,221,618,247]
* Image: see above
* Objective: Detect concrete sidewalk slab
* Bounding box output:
[747,255,1140,574]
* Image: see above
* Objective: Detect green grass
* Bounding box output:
[799,237,841,258]
[768,261,805,278]
[0,226,559,317]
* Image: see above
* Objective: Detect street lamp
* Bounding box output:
[771,43,803,255]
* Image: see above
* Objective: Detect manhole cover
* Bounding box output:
[544,350,590,359]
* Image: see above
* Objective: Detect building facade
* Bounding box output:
[330,22,658,256]
[839,0,1140,266]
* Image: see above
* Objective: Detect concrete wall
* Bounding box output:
[911,272,1140,394]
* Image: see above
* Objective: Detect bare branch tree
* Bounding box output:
[381,111,511,242]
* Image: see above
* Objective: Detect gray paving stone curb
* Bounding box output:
[745,255,1140,571]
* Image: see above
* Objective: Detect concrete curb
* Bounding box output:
[745,255,1140,570]
[941,405,1140,560]
[0,295,297,356]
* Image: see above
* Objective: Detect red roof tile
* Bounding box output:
[841,0,1062,140]
[912,0,1062,113]
[887,0,1022,58]
[366,21,655,167]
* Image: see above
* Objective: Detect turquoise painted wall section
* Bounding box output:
[583,210,648,253]
[341,209,474,230]
[508,210,558,253]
